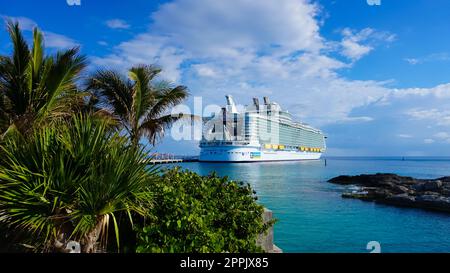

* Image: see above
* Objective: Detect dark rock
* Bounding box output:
[437,177,450,183]
[373,188,393,199]
[411,183,424,192]
[423,180,443,191]
[342,192,368,199]
[441,188,450,197]
[383,194,416,206]
[328,173,450,214]
[328,173,418,187]
[416,195,450,211]
[392,185,410,194]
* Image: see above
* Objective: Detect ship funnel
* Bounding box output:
[252,97,260,112]
[263,96,270,105]
[225,95,238,113]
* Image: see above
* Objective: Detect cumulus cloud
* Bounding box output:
[150,0,323,56]
[339,28,396,61]
[406,108,450,126]
[105,19,130,29]
[91,0,450,152]
[93,0,397,126]
[92,34,185,81]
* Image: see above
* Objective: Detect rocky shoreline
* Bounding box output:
[328,173,450,213]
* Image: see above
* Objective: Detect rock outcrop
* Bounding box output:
[328,173,450,213]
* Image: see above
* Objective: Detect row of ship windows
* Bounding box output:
[245,120,319,134]
[201,151,248,155]
[250,128,320,135]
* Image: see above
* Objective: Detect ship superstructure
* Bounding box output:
[199,95,326,162]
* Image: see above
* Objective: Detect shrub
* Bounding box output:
[136,168,273,253]
[0,115,156,252]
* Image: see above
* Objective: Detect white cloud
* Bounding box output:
[44,31,79,49]
[192,64,218,78]
[337,116,374,123]
[93,0,396,126]
[404,58,419,65]
[434,132,450,139]
[397,134,413,138]
[92,0,450,133]
[341,39,372,61]
[92,34,186,81]
[404,52,450,65]
[150,0,324,56]
[432,132,450,143]
[3,16,78,49]
[339,28,396,61]
[424,138,435,144]
[406,108,450,126]
[2,15,37,30]
[105,19,130,29]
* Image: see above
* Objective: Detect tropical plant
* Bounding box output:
[136,168,273,253]
[86,65,190,147]
[0,114,156,253]
[0,21,87,138]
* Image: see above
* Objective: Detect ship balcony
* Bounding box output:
[199,140,252,147]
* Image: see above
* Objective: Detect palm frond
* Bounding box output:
[0,115,156,252]
[140,113,193,145]
[86,70,132,122]
[28,28,44,91]
[147,82,189,119]
[128,65,161,126]
[38,47,87,119]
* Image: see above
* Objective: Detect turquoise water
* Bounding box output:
[166,157,450,253]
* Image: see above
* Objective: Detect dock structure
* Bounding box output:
[146,154,198,165]
[149,158,184,164]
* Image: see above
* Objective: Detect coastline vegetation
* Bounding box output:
[0,21,272,253]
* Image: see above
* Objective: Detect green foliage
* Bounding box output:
[136,168,272,253]
[86,65,192,146]
[0,115,156,252]
[0,21,274,254]
[0,21,87,137]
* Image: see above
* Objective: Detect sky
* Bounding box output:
[1,0,450,156]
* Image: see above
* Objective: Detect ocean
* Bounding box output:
[165,157,450,253]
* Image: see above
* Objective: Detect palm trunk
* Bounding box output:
[81,215,108,253]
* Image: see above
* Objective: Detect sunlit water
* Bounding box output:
[164,157,450,253]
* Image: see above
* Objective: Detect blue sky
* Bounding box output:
[2,0,450,156]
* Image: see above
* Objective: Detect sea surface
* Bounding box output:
[165,157,450,253]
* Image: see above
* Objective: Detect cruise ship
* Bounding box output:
[199,95,326,162]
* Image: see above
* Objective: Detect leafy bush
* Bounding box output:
[0,115,156,252]
[136,168,273,253]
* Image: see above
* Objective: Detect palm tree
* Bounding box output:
[0,115,156,252]
[0,21,87,137]
[86,65,190,147]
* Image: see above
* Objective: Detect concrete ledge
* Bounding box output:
[257,208,283,253]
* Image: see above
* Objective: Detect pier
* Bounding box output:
[147,154,198,165]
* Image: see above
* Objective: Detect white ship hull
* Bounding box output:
[199,146,322,162]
